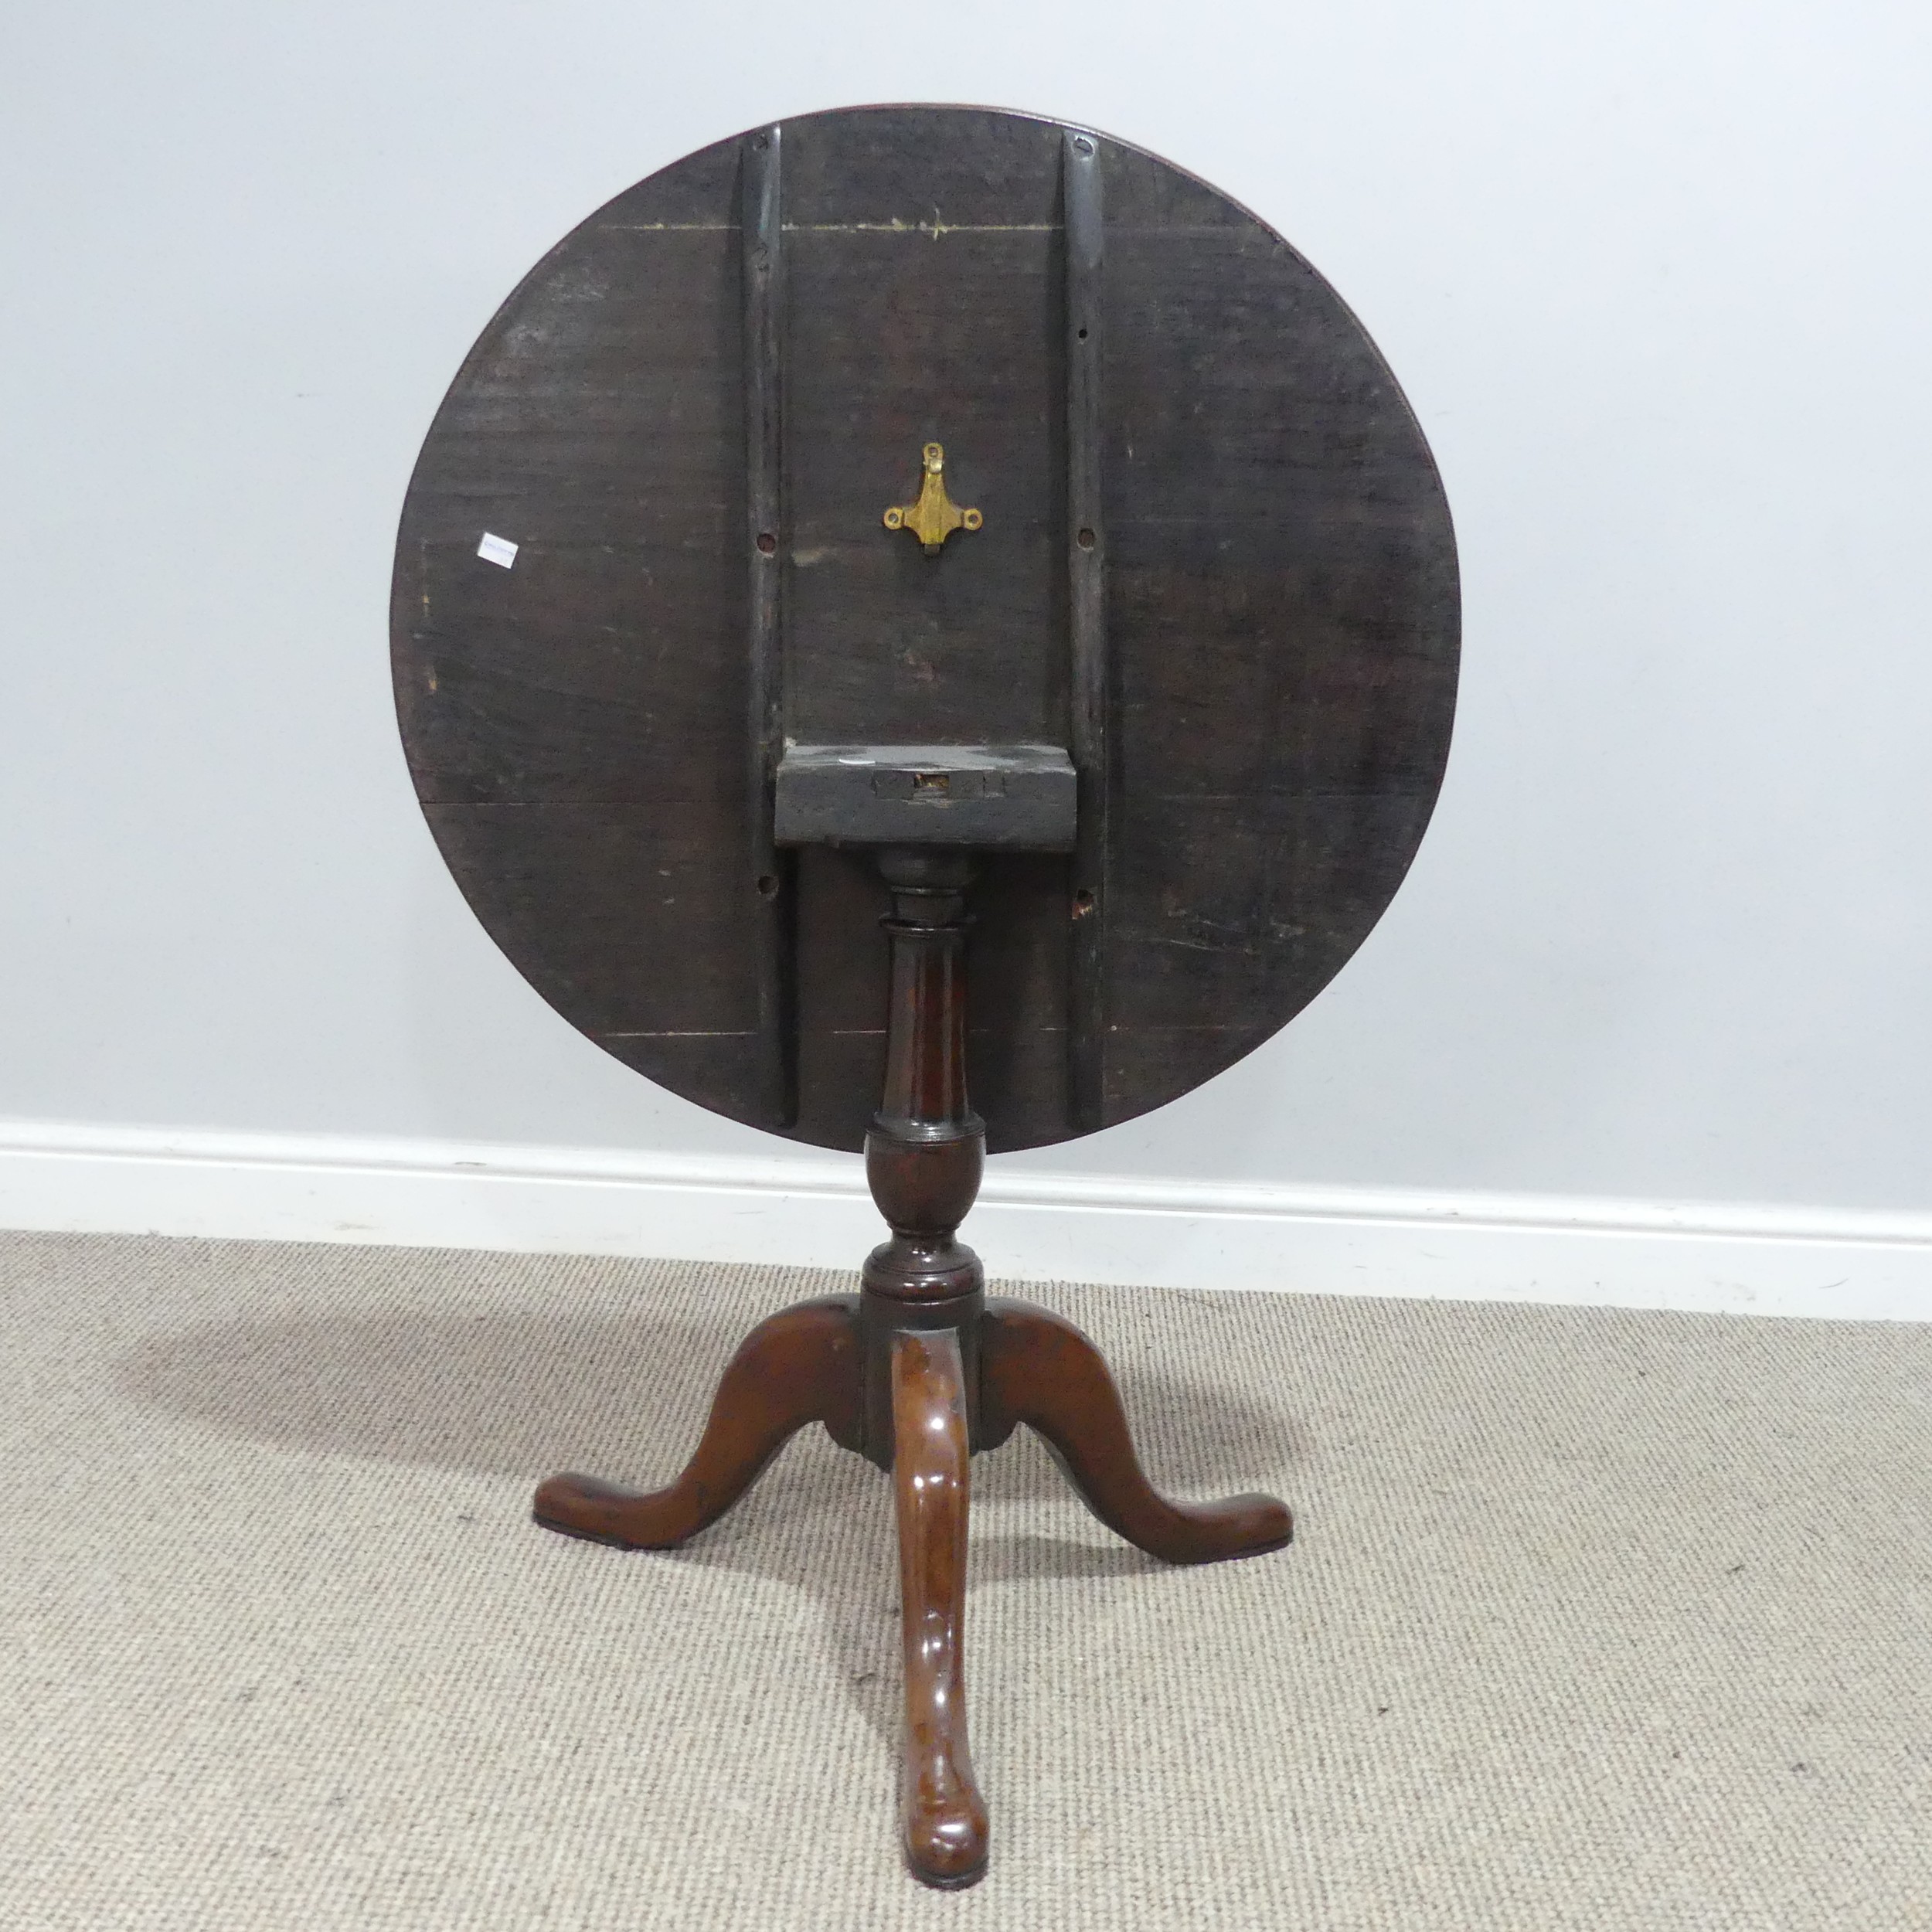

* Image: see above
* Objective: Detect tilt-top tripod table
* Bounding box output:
[392,105,1458,1889]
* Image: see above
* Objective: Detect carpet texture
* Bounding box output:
[1,1230,1928,1929]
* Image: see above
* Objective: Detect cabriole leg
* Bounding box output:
[891,1325,988,1889]
[979,1297,1292,1565]
[532,1294,860,1549]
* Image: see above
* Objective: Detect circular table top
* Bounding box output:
[392,104,1459,1153]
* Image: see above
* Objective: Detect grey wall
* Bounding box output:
[4,0,1929,1210]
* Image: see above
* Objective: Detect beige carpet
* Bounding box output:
[1,1230,1928,1929]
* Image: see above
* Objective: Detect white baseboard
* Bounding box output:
[1,1119,1929,1321]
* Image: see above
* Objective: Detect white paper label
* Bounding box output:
[476,532,519,570]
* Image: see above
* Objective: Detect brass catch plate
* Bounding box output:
[883,443,982,555]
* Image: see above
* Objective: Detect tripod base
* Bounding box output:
[536,848,1290,1888]
[534,1287,1292,1889]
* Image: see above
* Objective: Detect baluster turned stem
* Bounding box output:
[862,848,985,1304]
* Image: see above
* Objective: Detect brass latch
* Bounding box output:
[883,443,982,555]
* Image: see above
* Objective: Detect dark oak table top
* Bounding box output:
[392,105,1459,1153]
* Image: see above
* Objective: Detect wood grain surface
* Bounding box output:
[391,104,1458,1151]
